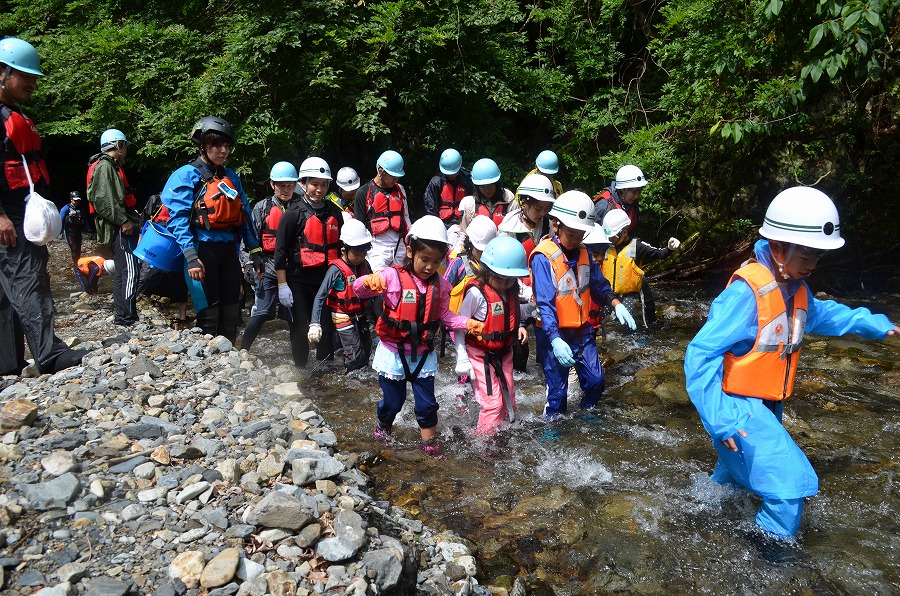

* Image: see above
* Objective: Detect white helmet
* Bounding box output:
[336,167,360,191]
[466,215,498,251]
[583,223,609,246]
[760,186,844,250]
[602,209,631,237]
[102,259,116,275]
[339,219,373,247]
[406,215,449,245]
[517,173,555,203]
[615,165,647,189]
[549,190,595,232]
[298,157,333,181]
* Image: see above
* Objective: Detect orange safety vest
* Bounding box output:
[722,261,809,401]
[1,104,50,193]
[463,279,518,352]
[364,182,406,235]
[86,156,137,209]
[476,201,506,226]
[296,210,341,268]
[259,198,284,253]
[601,239,643,295]
[529,238,592,329]
[77,256,105,277]
[325,258,372,315]
[375,266,442,353]
[438,180,466,222]
[192,174,243,230]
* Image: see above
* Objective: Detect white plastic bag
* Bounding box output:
[21,155,61,245]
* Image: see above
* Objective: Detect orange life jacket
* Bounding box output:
[722,261,809,401]
[296,207,341,268]
[1,104,50,193]
[191,171,244,230]
[463,279,519,352]
[529,238,592,329]
[77,256,105,277]
[375,266,442,354]
[438,180,466,222]
[259,197,285,253]
[86,156,137,209]
[364,181,406,235]
[476,201,506,226]
[326,258,372,315]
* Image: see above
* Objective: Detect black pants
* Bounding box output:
[197,241,242,343]
[286,277,335,368]
[64,227,82,264]
[0,225,70,373]
[109,228,140,326]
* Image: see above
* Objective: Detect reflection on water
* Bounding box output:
[51,243,897,594]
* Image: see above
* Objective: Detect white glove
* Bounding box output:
[307,323,322,344]
[667,237,681,250]
[614,303,637,331]
[278,283,293,307]
[455,358,473,378]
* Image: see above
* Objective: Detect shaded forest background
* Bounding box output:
[4,0,899,282]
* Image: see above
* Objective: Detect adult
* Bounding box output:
[161,116,263,343]
[275,157,344,367]
[423,148,474,228]
[0,38,86,375]
[593,164,645,235]
[241,161,301,351]
[59,191,91,264]
[354,150,411,271]
[87,128,141,326]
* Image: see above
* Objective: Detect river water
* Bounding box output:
[50,244,900,594]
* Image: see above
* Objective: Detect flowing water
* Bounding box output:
[49,245,900,594]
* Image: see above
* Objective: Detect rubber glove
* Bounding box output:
[466,319,485,338]
[455,357,473,378]
[307,323,322,344]
[362,274,387,292]
[249,248,264,275]
[551,337,576,368]
[614,303,637,330]
[278,282,293,307]
[667,237,681,250]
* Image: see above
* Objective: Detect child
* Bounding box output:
[685,186,898,539]
[353,151,411,271]
[327,166,360,219]
[75,256,114,295]
[519,150,563,198]
[455,158,515,252]
[454,236,530,435]
[498,172,557,371]
[583,224,611,339]
[308,219,374,372]
[530,191,636,420]
[600,209,680,327]
[353,215,484,458]
[423,148,474,228]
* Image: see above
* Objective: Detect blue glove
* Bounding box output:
[614,303,636,330]
[551,337,576,368]
[278,283,294,307]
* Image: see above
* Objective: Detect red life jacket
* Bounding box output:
[438,180,466,222]
[259,197,284,253]
[375,266,442,354]
[594,189,638,233]
[476,201,506,226]
[86,155,137,210]
[1,104,50,194]
[364,181,406,235]
[326,258,372,315]
[153,204,171,223]
[463,279,519,353]
[296,207,341,268]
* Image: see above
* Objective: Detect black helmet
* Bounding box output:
[190,116,235,147]
[69,191,81,200]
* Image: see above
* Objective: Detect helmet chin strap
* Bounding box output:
[772,242,797,280]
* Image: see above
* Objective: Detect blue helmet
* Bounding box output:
[0,38,44,76]
[100,129,128,151]
[377,150,405,177]
[270,161,299,182]
[480,236,530,277]
[439,148,462,175]
[535,150,559,175]
[471,158,501,185]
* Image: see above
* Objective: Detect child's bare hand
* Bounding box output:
[518,327,528,344]
[721,429,747,452]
